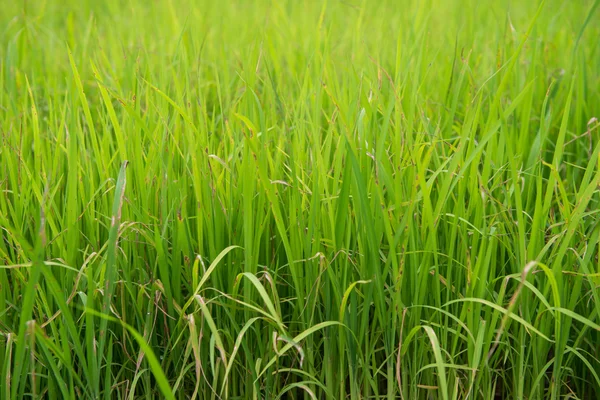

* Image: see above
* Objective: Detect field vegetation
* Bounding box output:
[1,0,600,398]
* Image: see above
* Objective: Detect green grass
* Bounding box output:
[1,0,600,398]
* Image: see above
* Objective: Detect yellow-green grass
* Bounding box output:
[1,0,600,398]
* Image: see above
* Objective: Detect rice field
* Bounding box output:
[1,0,600,398]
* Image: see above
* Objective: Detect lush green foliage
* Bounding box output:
[1,0,600,398]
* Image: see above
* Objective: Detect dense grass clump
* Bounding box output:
[1,0,600,398]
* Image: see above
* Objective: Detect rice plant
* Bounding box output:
[1,0,600,398]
